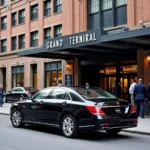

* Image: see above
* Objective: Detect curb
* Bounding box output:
[122,130,150,136]
[0,113,10,116]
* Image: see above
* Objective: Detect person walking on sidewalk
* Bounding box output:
[0,84,5,107]
[129,79,136,106]
[134,79,147,118]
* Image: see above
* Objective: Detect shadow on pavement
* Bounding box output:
[22,124,132,141]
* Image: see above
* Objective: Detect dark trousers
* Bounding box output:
[136,100,144,118]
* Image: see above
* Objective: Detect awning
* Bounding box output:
[18,27,150,60]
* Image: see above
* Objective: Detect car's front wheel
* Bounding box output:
[11,109,24,128]
[61,114,78,138]
[106,128,121,135]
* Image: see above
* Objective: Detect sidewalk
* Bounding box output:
[0,103,11,115]
[0,103,150,135]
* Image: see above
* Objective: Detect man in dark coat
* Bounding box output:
[134,79,147,118]
[114,82,121,98]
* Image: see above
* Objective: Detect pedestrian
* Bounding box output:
[114,81,121,98]
[0,84,5,107]
[129,79,136,105]
[85,82,89,89]
[147,82,150,104]
[134,79,147,118]
[56,79,62,87]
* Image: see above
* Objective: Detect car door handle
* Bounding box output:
[62,102,67,105]
[38,100,44,104]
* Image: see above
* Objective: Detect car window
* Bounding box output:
[69,92,83,102]
[11,88,17,92]
[16,88,23,92]
[33,88,52,100]
[51,89,70,100]
[72,87,116,100]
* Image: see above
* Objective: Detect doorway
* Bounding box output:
[103,74,137,100]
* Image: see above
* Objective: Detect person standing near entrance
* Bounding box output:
[114,82,121,98]
[56,79,62,87]
[134,79,147,118]
[85,82,89,89]
[0,84,5,107]
[129,79,136,106]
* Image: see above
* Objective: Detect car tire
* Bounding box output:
[11,109,24,128]
[106,128,121,135]
[61,114,78,138]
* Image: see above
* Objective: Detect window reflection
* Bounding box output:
[52,71,57,86]
[33,73,37,88]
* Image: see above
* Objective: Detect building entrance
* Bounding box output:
[100,65,137,100]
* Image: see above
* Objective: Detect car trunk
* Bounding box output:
[88,98,131,118]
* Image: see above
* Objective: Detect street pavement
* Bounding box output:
[1,103,150,135]
[0,115,150,150]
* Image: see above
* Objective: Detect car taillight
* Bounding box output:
[86,105,105,115]
[131,105,136,113]
[27,93,31,97]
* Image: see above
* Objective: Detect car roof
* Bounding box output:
[44,86,102,91]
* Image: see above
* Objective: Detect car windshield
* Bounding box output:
[24,87,38,92]
[72,87,116,99]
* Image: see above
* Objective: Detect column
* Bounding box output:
[38,0,44,45]
[37,60,44,89]
[24,62,31,87]
[116,62,120,83]
[73,58,81,86]
[6,65,11,92]
[0,68,3,85]
[25,2,30,48]
[137,50,144,80]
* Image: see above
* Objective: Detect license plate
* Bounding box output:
[115,108,121,113]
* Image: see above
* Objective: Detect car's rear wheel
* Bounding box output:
[11,109,24,128]
[106,128,121,135]
[61,114,78,138]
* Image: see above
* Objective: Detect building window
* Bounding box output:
[54,25,62,37]
[45,62,62,87]
[89,0,99,14]
[102,0,127,28]
[44,28,51,40]
[32,64,37,88]
[31,4,38,20]
[1,16,7,30]
[19,9,25,24]
[102,0,112,10]
[1,39,7,53]
[12,36,17,51]
[31,31,38,47]
[12,66,24,88]
[54,0,62,13]
[44,0,51,16]
[116,0,127,7]
[19,34,25,49]
[12,12,17,27]
[1,0,7,6]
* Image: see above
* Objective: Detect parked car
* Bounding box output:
[6,87,39,103]
[10,86,138,138]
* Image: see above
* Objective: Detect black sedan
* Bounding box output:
[10,86,138,138]
[6,87,39,103]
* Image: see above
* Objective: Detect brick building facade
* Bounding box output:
[0,0,150,99]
